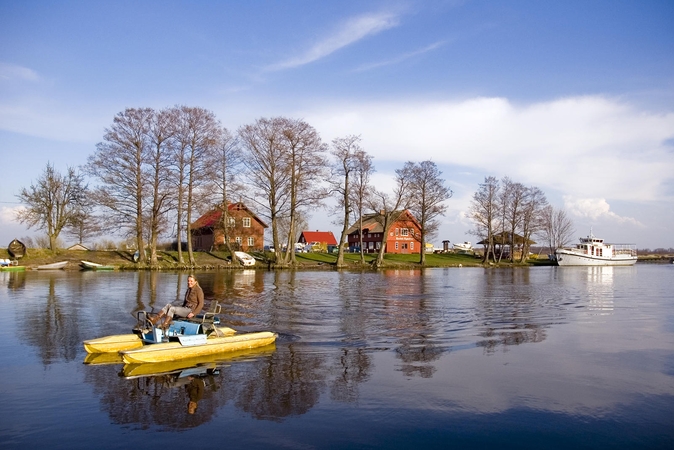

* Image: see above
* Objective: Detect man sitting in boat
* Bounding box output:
[150,274,204,329]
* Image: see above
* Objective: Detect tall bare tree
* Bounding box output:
[65,194,101,245]
[499,177,527,262]
[540,205,574,255]
[174,106,221,265]
[350,148,374,264]
[16,163,87,251]
[203,127,241,253]
[367,168,413,268]
[402,160,452,265]
[469,176,500,263]
[238,117,291,265]
[87,108,153,261]
[330,135,363,268]
[518,186,548,262]
[280,118,329,266]
[145,107,177,264]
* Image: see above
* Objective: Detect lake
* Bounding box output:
[1,265,673,449]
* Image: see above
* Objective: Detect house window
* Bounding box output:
[243,217,251,227]
[395,242,399,250]
[395,228,399,236]
[410,242,414,250]
[402,243,408,250]
[247,237,254,247]
[235,237,242,245]
[376,242,381,249]
[401,228,409,236]
[228,217,235,227]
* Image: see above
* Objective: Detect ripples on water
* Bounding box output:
[0,265,672,449]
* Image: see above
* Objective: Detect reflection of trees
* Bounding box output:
[475,269,548,354]
[19,276,83,364]
[84,364,226,429]
[6,271,26,290]
[383,270,443,378]
[330,347,371,402]
[232,344,326,420]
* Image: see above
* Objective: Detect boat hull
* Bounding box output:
[37,261,68,270]
[83,326,237,353]
[120,331,277,364]
[555,249,637,266]
[0,265,26,271]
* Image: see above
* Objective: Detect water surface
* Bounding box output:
[0,265,672,449]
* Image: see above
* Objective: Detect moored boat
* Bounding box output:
[555,232,637,266]
[37,261,68,270]
[80,260,115,270]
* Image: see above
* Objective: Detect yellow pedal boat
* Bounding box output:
[83,326,237,353]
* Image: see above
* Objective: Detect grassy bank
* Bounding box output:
[0,247,562,270]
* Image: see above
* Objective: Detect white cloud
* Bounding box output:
[266,11,401,71]
[0,206,22,225]
[0,63,39,82]
[305,95,674,204]
[353,40,447,72]
[563,197,643,226]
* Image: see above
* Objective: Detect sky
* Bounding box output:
[1,0,673,250]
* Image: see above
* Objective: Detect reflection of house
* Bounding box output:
[346,210,422,254]
[298,230,338,252]
[191,202,268,252]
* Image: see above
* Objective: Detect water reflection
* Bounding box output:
[2,267,672,445]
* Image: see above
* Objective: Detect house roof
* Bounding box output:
[299,231,338,245]
[191,202,268,229]
[346,210,420,235]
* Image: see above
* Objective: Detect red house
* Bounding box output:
[346,210,422,254]
[191,202,268,252]
[298,230,338,252]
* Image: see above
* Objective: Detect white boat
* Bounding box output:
[37,261,68,270]
[453,241,472,252]
[555,232,637,266]
[80,260,115,270]
[233,251,256,266]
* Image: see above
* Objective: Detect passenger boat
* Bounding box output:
[83,302,277,364]
[453,241,473,252]
[36,261,68,270]
[555,232,637,266]
[80,260,115,270]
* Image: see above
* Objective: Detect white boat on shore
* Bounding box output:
[555,232,637,266]
[453,241,472,252]
[37,261,68,270]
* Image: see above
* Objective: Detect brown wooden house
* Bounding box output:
[346,210,422,254]
[191,202,268,252]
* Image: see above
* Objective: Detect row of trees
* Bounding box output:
[17,106,453,267]
[469,176,574,263]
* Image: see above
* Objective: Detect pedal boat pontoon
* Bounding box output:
[83,303,277,364]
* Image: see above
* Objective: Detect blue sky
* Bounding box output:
[1,0,673,249]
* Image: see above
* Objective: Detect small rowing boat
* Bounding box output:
[80,260,115,270]
[37,261,68,270]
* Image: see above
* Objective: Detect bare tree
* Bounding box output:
[16,163,88,251]
[540,205,575,255]
[349,148,375,264]
[367,168,413,268]
[518,186,548,262]
[203,127,241,253]
[499,177,527,262]
[402,160,452,265]
[330,135,363,268]
[173,106,221,265]
[145,107,177,264]
[87,108,153,261]
[65,195,101,245]
[238,117,291,265]
[280,118,329,266]
[469,176,500,263]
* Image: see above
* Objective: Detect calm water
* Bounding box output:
[0,265,672,449]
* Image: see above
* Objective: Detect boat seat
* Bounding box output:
[183,301,222,334]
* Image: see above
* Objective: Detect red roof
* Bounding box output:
[300,231,338,245]
[191,202,268,229]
